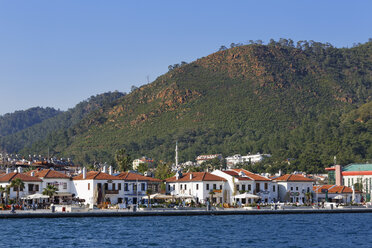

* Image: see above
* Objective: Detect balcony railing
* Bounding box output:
[105,190,119,194]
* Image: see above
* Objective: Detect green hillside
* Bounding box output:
[24,41,372,172]
[0,91,125,153]
[0,107,61,137]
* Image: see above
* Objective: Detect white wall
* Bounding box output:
[277,181,313,203]
[166,181,225,204]
[0,181,42,200]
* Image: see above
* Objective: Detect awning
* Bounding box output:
[147,193,174,199]
[333,195,343,200]
[234,193,260,199]
[55,192,73,197]
[21,193,50,200]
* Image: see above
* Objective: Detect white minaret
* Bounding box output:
[175,141,179,169]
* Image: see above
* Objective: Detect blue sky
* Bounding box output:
[0,0,371,115]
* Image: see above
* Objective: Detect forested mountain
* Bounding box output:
[0,107,61,137]
[0,91,125,153]
[23,41,372,172]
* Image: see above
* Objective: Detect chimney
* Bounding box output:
[102,165,107,173]
[335,165,342,186]
[189,173,193,180]
[31,171,35,177]
[17,167,23,173]
[6,168,11,174]
[109,166,113,175]
[82,167,87,179]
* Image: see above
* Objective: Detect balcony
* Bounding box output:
[105,190,119,194]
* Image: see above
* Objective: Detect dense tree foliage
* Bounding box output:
[0,91,125,153]
[18,40,372,173]
[0,107,60,137]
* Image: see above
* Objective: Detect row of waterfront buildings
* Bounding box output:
[2,163,370,208]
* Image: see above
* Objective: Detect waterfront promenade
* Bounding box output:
[1,207,372,219]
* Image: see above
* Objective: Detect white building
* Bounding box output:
[0,171,42,200]
[274,174,314,203]
[313,185,361,203]
[116,172,161,205]
[225,153,271,168]
[165,171,227,204]
[132,156,154,170]
[340,164,372,196]
[212,169,277,204]
[26,169,73,204]
[196,154,223,165]
[72,169,124,207]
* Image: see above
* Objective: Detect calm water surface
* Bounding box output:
[1,213,372,247]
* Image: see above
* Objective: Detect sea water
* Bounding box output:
[1,213,371,247]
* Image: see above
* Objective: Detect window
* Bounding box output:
[273,185,275,192]
[104,183,108,190]
[88,183,90,190]
[180,184,183,190]
[173,185,175,190]
[296,187,298,191]
[291,187,293,191]
[307,187,310,193]
[124,183,128,191]
[236,185,239,191]
[184,184,187,190]
[112,183,116,190]
[35,185,39,192]
[168,184,171,191]
[264,183,268,190]
[348,178,350,186]
[63,183,67,190]
[118,183,122,190]
[256,183,260,192]
[206,184,209,190]
[248,185,251,191]
[213,184,217,190]
[219,185,222,190]
[242,185,246,191]
[196,184,199,190]
[141,183,145,191]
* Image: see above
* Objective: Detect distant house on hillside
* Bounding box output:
[196,154,223,165]
[225,153,271,168]
[132,156,154,170]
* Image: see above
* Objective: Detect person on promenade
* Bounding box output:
[10,204,16,214]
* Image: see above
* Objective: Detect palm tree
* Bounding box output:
[10,178,25,204]
[146,188,153,208]
[209,190,215,204]
[0,185,5,204]
[305,192,312,205]
[42,185,58,204]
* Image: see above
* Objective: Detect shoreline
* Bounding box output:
[1,208,372,219]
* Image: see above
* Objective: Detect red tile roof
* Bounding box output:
[231,169,271,181]
[73,171,120,180]
[0,172,42,182]
[166,172,226,182]
[274,174,314,182]
[313,185,358,194]
[26,169,70,179]
[117,172,162,182]
[222,171,252,181]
